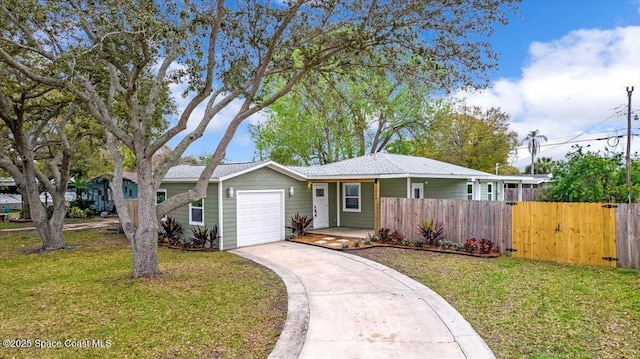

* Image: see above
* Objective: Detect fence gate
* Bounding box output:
[511,202,617,267]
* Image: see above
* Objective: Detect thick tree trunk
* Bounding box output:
[131,157,161,277]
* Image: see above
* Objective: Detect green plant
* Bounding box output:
[401,238,411,246]
[70,198,94,210]
[418,219,445,246]
[159,216,184,246]
[478,238,494,254]
[364,235,372,245]
[341,241,349,249]
[287,213,313,237]
[463,238,478,253]
[353,238,362,248]
[67,206,88,218]
[206,225,220,249]
[376,227,391,243]
[413,238,424,248]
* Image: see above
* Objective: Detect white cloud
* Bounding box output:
[456,26,640,169]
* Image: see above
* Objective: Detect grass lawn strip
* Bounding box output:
[354,247,640,359]
[0,229,286,359]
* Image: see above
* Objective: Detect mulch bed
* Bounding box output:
[158,242,219,252]
[288,234,499,258]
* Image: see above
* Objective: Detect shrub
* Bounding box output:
[463,238,478,253]
[159,216,184,246]
[418,219,445,246]
[389,230,405,245]
[191,226,208,247]
[413,238,424,248]
[353,238,362,248]
[364,234,373,245]
[341,241,349,249]
[70,198,94,210]
[478,238,494,254]
[287,213,313,237]
[189,225,220,249]
[67,206,88,218]
[375,227,391,243]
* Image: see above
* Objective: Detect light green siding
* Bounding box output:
[381,178,407,198]
[160,182,219,239]
[339,182,374,228]
[328,182,338,227]
[221,167,310,250]
[422,178,468,199]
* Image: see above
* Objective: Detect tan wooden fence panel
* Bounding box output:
[380,198,512,253]
[615,204,640,269]
[505,188,541,201]
[125,199,138,228]
[380,198,638,268]
[511,202,616,267]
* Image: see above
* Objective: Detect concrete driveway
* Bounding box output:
[232,241,494,359]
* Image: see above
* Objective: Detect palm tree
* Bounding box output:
[522,130,548,175]
[69,177,88,198]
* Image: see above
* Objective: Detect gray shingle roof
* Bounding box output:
[163,161,270,180]
[291,153,493,178]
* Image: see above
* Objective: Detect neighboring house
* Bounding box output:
[161,153,529,251]
[0,193,21,210]
[85,172,138,212]
[504,173,553,201]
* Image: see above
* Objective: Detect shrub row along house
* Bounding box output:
[159,153,529,250]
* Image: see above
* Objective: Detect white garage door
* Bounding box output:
[236,190,285,247]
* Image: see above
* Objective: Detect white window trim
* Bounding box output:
[466,182,474,200]
[342,182,361,212]
[487,182,493,201]
[189,198,205,226]
[411,183,424,199]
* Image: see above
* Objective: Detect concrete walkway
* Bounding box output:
[232,241,494,359]
[0,217,119,232]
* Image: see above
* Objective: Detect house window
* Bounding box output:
[156,189,167,204]
[411,183,424,199]
[467,182,474,200]
[343,183,361,212]
[189,198,204,225]
[487,183,493,201]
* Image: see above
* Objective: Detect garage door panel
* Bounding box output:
[237,191,284,247]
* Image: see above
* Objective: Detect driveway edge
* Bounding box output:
[329,249,496,359]
[231,249,309,359]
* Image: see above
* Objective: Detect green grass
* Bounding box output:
[355,248,640,359]
[0,229,287,358]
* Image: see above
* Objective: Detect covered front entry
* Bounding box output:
[236,190,285,247]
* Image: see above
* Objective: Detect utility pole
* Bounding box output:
[626,86,634,188]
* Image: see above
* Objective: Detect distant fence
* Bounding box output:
[380,197,640,269]
[125,199,138,228]
[504,188,541,201]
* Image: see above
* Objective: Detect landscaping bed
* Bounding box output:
[289,234,500,258]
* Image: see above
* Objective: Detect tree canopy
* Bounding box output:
[251,66,437,165]
[388,104,518,173]
[543,146,640,203]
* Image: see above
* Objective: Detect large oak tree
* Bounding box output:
[0,0,519,277]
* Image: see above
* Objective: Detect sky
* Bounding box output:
[171,0,640,170]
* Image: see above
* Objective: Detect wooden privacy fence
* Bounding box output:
[380,197,640,269]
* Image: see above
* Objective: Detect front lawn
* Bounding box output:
[355,248,640,359]
[0,229,286,358]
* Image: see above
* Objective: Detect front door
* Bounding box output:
[312,183,329,228]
